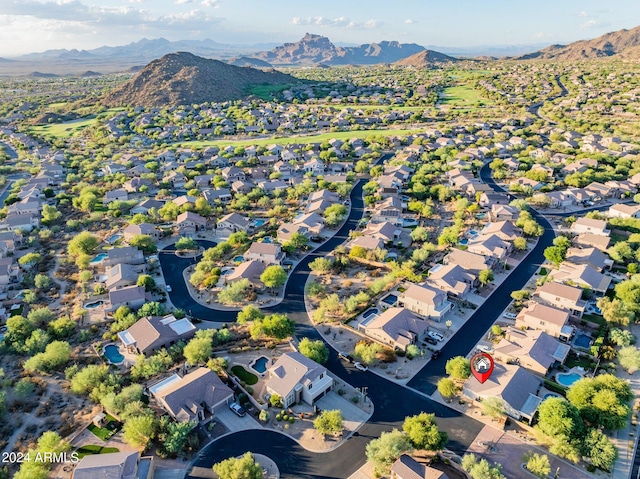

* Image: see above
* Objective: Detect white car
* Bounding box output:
[502,312,516,319]
[428,331,444,342]
[354,362,368,372]
[166,285,172,293]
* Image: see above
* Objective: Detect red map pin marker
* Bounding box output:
[471,352,494,384]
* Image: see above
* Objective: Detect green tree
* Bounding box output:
[129,234,157,253]
[445,356,471,380]
[160,419,195,455]
[250,313,294,340]
[614,276,640,313]
[175,237,197,251]
[478,268,494,286]
[237,305,264,324]
[41,204,62,225]
[213,452,263,479]
[481,397,505,419]
[402,413,447,450]
[67,232,99,256]
[123,414,157,448]
[544,245,567,267]
[34,274,51,290]
[309,257,333,273]
[410,227,429,242]
[314,409,344,436]
[609,328,635,347]
[535,397,585,462]
[566,374,632,430]
[365,429,413,476]
[18,252,43,268]
[523,452,551,479]
[513,237,527,251]
[583,428,617,471]
[23,340,72,373]
[437,377,458,399]
[48,316,75,339]
[136,274,155,291]
[298,337,329,364]
[461,454,505,479]
[618,346,640,373]
[597,297,633,326]
[354,340,383,365]
[286,232,309,250]
[183,337,212,365]
[218,279,251,305]
[260,265,287,291]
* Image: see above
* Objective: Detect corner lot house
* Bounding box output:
[72,451,153,479]
[463,363,542,424]
[118,315,196,355]
[150,367,233,423]
[398,283,452,321]
[515,302,573,341]
[245,242,285,264]
[360,307,430,351]
[494,328,570,376]
[390,454,450,479]
[570,217,610,236]
[608,203,640,219]
[266,351,333,408]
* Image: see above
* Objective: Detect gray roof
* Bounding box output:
[390,454,449,479]
[268,351,328,400]
[72,451,139,479]
[121,315,196,354]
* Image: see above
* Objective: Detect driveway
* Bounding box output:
[215,406,262,433]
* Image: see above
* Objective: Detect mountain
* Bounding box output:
[516,25,640,60]
[227,56,273,68]
[103,52,296,107]
[253,33,425,65]
[394,49,458,67]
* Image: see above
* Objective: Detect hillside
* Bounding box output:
[227,56,273,68]
[394,49,458,67]
[103,52,296,107]
[254,33,425,65]
[516,25,640,60]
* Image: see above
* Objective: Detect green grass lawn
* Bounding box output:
[28,117,98,139]
[76,445,119,459]
[179,127,423,149]
[230,365,259,385]
[582,313,606,327]
[439,85,493,109]
[87,415,121,441]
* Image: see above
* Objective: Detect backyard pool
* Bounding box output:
[90,253,108,264]
[468,230,479,236]
[543,393,561,401]
[556,372,582,387]
[104,344,124,365]
[363,308,379,319]
[84,300,104,309]
[459,238,469,245]
[233,255,244,262]
[573,333,592,349]
[253,219,266,227]
[476,213,486,219]
[262,237,272,243]
[381,294,398,306]
[106,233,122,244]
[251,356,269,374]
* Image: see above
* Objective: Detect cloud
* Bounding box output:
[581,19,608,29]
[291,16,381,30]
[533,31,552,39]
[404,19,417,25]
[578,11,588,17]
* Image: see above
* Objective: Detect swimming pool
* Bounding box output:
[573,333,592,349]
[468,230,479,236]
[253,219,266,227]
[104,344,124,365]
[459,238,469,245]
[84,300,104,309]
[262,237,272,243]
[251,356,269,374]
[381,294,398,306]
[106,233,122,244]
[476,213,486,219]
[543,393,560,401]
[233,255,244,262]
[557,372,582,387]
[363,308,379,319]
[90,253,108,264]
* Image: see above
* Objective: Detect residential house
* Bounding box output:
[570,217,610,236]
[231,180,254,194]
[462,363,542,424]
[608,203,640,219]
[104,247,145,267]
[245,242,285,265]
[466,234,510,261]
[515,302,573,341]
[118,314,196,355]
[489,204,520,222]
[360,308,430,351]
[546,190,576,209]
[176,212,208,235]
[217,213,251,232]
[534,282,586,317]
[361,221,402,245]
[221,166,246,182]
[103,188,129,205]
[0,257,21,290]
[427,264,475,298]
[172,195,197,209]
[108,285,147,311]
[303,158,325,175]
[105,263,142,290]
[266,351,333,408]
[573,233,610,251]
[479,192,509,208]
[72,451,152,479]
[123,223,161,242]
[551,262,611,295]
[348,236,385,251]
[151,367,233,423]
[292,213,325,235]
[494,328,570,376]
[224,260,265,289]
[480,221,521,242]
[202,188,232,204]
[564,247,612,271]
[390,454,450,479]
[443,249,492,274]
[369,197,403,226]
[277,223,309,243]
[398,283,453,322]
[131,199,165,215]
[0,213,40,232]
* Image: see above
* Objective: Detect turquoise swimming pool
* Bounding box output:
[90,253,108,264]
[557,372,581,387]
[104,344,124,365]
[251,356,269,374]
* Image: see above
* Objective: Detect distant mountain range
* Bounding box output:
[394,50,458,67]
[516,25,640,60]
[250,33,426,65]
[103,52,296,107]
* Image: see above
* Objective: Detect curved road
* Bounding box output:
[527,75,569,123]
[158,159,557,478]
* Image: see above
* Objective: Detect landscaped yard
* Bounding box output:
[439,85,493,109]
[87,415,121,441]
[230,365,259,385]
[76,445,120,459]
[565,351,595,371]
[582,313,605,327]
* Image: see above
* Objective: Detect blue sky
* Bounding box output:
[0,0,638,56]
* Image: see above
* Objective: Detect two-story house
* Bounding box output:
[266,352,333,408]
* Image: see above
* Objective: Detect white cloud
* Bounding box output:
[200,0,220,7]
[404,19,416,25]
[578,11,588,17]
[291,16,381,30]
[533,31,552,39]
[581,19,601,29]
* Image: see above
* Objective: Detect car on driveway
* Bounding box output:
[229,402,246,417]
[428,331,444,342]
[354,362,368,372]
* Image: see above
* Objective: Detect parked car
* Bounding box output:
[431,350,441,360]
[166,285,172,293]
[338,352,354,363]
[424,337,438,346]
[229,402,246,417]
[502,312,516,319]
[428,331,444,342]
[354,362,368,372]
